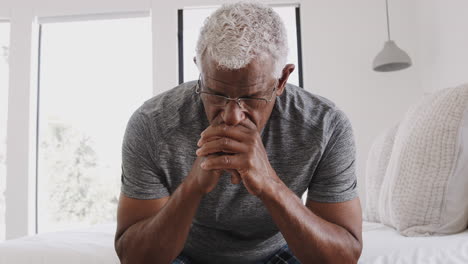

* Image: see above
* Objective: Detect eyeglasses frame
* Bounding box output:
[195,74,278,109]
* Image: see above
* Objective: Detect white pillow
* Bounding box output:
[379,84,468,236]
[364,124,399,222]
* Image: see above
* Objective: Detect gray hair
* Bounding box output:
[195,1,288,78]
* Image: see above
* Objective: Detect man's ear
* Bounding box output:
[276,64,295,96]
[193,56,197,66]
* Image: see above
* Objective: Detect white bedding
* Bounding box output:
[0,224,119,264]
[1,221,467,264]
[360,222,468,264]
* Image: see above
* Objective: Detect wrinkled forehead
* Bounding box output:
[201,55,276,95]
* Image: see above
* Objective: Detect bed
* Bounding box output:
[1,221,467,263]
[0,224,119,264]
[360,222,468,263]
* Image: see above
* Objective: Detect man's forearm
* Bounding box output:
[259,178,361,264]
[116,177,203,264]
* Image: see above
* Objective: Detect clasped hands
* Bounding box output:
[195,119,278,197]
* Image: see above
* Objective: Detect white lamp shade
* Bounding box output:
[373,40,412,72]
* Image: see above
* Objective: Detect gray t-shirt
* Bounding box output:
[121,81,357,264]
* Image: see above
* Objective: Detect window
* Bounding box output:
[179,5,303,87]
[0,21,10,241]
[36,16,152,233]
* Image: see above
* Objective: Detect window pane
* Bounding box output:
[0,22,10,241]
[182,6,300,86]
[37,17,152,233]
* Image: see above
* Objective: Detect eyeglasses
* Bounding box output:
[195,75,277,110]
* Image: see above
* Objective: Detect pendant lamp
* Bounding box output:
[373,0,412,72]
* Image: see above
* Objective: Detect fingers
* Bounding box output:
[201,154,243,170]
[198,136,222,146]
[198,123,252,147]
[196,137,247,157]
[238,118,257,131]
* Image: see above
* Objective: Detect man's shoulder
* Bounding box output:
[275,84,350,134]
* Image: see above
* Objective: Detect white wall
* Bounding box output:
[417,0,468,93]
[6,0,459,239]
[301,0,423,208]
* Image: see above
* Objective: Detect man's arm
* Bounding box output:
[114,176,202,264]
[259,179,362,264]
[197,118,362,263]
[115,153,224,264]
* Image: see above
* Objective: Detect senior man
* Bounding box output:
[114,2,362,264]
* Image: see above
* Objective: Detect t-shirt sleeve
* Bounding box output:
[307,110,358,203]
[120,109,170,200]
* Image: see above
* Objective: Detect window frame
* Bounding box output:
[35,11,152,234]
[177,4,304,88]
[5,8,153,239]
[0,19,11,241]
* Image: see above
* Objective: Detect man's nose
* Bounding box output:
[222,100,245,126]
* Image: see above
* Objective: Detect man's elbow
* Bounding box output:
[328,234,362,264]
[114,233,126,263]
[348,236,363,263]
[301,237,362,264]
[325,243,362,264]
[114,233,177,264]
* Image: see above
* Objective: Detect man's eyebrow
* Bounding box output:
[208,76,263,87]
[205,85,224,95]
[245,91,267,97]
[205,85,266,98]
